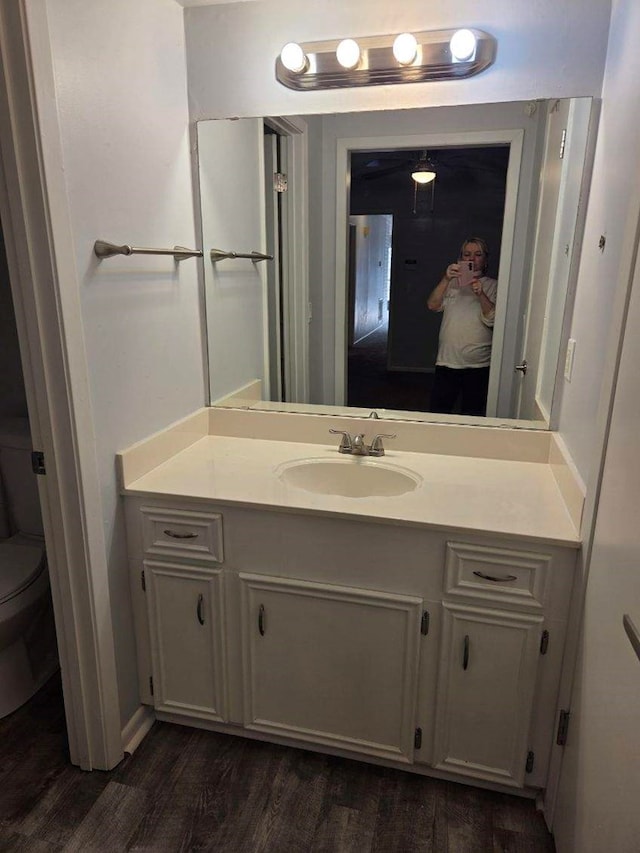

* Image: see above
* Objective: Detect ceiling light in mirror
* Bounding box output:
[411,154,437,184]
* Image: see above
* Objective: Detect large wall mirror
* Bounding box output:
[197,98,596,429]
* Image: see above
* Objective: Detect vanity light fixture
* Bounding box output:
[275,27,496,91]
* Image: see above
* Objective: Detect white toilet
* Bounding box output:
[0,416,58,717]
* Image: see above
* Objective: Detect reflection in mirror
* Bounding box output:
[197,99,596,429]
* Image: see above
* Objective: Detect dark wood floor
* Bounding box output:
[0,674,555,852]
[348,323,433,413]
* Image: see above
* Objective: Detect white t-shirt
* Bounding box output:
[435,276,498,368]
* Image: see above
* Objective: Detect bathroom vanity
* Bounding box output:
[119,407,581,796]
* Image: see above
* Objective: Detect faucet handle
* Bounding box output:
[369,433,396,456]
[329,429,353,453]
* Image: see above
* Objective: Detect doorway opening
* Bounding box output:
[0,224,59,719]
[345,145,511,413]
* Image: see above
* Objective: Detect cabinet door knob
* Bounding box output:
[472,570,518,582]
[197,593,205,625]
[258,604,266,636]
[463,634,470,670]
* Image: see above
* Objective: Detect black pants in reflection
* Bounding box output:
[430,365,490,416]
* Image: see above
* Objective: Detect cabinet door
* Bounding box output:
[240,573,422,763]
[433,602,543,787]
[145,561,227,721]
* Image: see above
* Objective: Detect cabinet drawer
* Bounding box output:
[444,542,551,610]
[141,506,223,563]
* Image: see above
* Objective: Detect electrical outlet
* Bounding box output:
[564,338,576,381]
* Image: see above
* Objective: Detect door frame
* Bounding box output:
[515,98,594,423]
[264,115,310,404]
[334,130,524,417]
[0,1,122,769]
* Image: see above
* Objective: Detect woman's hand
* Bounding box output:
[471,278,483,296]
[445,263,459,281]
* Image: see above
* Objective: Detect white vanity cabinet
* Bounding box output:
[144,560,227,721]
[239,573,422,763]
[433,602,543,787]
[431,542,574,788]
[124,496,576,795]
[126,504,228,718]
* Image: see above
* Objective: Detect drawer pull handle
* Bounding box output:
[197,594,205,625]
[258,604,266,636]
[463,634,470,670]
[473,570,518,583]
[163,529,198,540]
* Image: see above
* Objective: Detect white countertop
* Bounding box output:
[122,435,581,547]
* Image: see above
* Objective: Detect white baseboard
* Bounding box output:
[121,704,155,755]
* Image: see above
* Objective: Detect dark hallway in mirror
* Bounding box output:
[347,145,510,413]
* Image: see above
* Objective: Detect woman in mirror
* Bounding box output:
[427,237,497,416]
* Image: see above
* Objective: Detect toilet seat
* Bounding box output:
[0,542,46,605]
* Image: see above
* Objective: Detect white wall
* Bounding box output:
[45,0,205,726]
[552,1,640,850]
[557,0,640,484]
[185,0,610,120]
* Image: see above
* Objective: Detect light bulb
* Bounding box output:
[450,29,477,62]
[411,169,436,185]
[280,42,308,73]
[336,39,361,70]
[392,33,418,66]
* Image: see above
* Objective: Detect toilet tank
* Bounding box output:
[0,417,44,537]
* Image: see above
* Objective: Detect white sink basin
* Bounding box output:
[277,457,422,498]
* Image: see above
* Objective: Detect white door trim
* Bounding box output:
[334,129,524,416]
[0,0,122,770]
[265,115,310,403]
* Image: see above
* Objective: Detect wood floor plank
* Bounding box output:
[62,781,147,852]
[492,826,556,853]
[124,727,216,851]
[311,755,383,853]
[246,746,328,853]
[311,804,374,853]
[0,738,67,829]
[370,768,443,852]
[440,782,496,853]
[0,830,61,852]
[15,766,109,848]
[492,795,554,841]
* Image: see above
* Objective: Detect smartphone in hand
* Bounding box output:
[458,260,476,287]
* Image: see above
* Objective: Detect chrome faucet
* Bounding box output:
[329,429,396,457]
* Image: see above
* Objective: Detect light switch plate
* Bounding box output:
[564,338,576,381]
